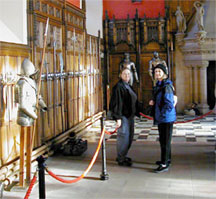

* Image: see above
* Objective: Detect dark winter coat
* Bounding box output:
[153,79,176,124]
[109,80,142,120]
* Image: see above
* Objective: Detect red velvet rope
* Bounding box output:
[105,127,119,135]
[104,109,213,136]
[139,109,214,124]
[24,171,37,199]
[174,110,214,123]
[25,110,214,190]
[139,113,154,120]
[45,128,105,184]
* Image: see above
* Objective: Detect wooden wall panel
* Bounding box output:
[0,47,29,166]
[0,0,103,184]
[108,54,122,95]
[104,13,170,107]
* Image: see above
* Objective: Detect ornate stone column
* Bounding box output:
[185,65,193,103]
[192,65,199,103]
[185,60,209,113]
[197,61,209,113]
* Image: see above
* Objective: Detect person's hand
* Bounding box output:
[173,95,178,107]
[149,100,154,106]
[116,120,121,128]
[41,107,48,112]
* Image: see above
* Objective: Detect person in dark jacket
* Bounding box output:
[109,67,141,166]
[149,64,176,173]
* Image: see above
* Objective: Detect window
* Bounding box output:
[132,0,142,3]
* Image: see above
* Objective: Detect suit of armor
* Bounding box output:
[119,53,139,86]
[149,52,168,85]
[15,59,46,126]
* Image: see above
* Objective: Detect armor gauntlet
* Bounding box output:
[38,95,47,112]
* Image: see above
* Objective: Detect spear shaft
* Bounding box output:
[31,18,49,150]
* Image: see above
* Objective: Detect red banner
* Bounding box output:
[103,0,165,19]
[66,0,80,9]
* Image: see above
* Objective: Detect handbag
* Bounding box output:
[145,105,155,117]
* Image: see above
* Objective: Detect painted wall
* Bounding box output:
[0,0,27,44]
[103,0,165,19]
[86,0,103,37]
[66,0,103,38]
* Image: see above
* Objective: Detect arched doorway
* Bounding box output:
[207,61,216,109]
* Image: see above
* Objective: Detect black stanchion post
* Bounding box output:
[36,155,46,199]
[100,115,109,180]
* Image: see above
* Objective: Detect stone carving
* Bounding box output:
[175,6,186,33]
[194,1,205,31]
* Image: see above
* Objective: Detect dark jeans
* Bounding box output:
[158,122,173,165]
[117,116,134,161]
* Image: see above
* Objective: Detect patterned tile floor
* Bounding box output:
[83,114,216,143]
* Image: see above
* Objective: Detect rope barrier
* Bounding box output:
[104,127,119,135]
[24,171,37,199]
[139,109,214,124]
[103,110,214,137]
[139,113,154,120]
[175,109,214,124]
[23,109,214,196]
[45,128,106,184]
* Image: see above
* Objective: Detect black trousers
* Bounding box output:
[158,122,173,165]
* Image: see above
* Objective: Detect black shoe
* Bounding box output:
[116,157,132,167]
[155,160,171,166]
[116,157,132,163]
[154,164,169,173]
[125,157,132,162]
[118,160,132,167]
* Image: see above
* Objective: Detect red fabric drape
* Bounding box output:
[103,0,165,19]
[66,0,80,8]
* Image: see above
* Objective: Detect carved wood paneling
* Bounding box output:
[104,15,168,105]
[0,0,103,185]
[0,49,29,166]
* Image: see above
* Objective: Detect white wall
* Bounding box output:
[0,0,27,44]
[86,0,103,38]
[0,0,103,43]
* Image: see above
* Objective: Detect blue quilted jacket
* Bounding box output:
[153,79,176,124]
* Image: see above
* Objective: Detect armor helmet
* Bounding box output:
[153,51,159,58]
[21,58,39,76]
[124,53,130,62]
[124,53,130,58]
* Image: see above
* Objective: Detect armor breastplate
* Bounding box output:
[16,77,37,126]
[121,62,132,70]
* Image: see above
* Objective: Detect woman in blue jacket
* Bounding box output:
[149,64,176,173]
